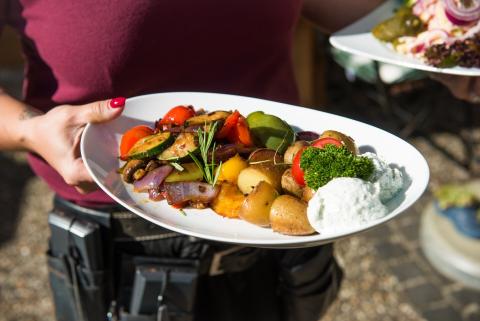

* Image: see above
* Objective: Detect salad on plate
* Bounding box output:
[117,105,407,237]
[372,0,480,68]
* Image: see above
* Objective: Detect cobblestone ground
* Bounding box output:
[1,56,479,321]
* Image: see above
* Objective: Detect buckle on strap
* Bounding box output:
[209,246,245,276]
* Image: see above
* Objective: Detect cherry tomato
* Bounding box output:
[291,147,307,186]
[235,116,253,146]
[216,110,240,139]
[120,125,154,160]
[158,105,195,126]
[311,137,343,148]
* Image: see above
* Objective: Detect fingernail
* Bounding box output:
[110,97,126,108]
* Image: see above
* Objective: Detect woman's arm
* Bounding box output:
[0,87,42,150]
[302,0,384,33]
[0,87,125,192]
[430,75,480,103]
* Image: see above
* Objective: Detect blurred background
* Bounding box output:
[0,19,479,321]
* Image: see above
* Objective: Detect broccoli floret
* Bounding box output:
[300,145,374,190]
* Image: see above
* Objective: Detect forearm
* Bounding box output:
[302,0,384,34]
[0,87,42,150]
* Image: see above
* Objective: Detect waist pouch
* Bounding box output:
[47,196,343,321]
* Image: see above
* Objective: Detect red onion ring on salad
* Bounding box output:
[133,165,173,192]
[443,0,480,24]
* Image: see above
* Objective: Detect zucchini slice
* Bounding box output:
[157,132,199,162]
[165,163,204,183]
[127,132,174,160]
[185,110,230,126]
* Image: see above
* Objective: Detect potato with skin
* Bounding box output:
[238,149,287,194]
[319,130,357,155]
[270,195,315,235]
[283,140,309,164]
[237,167,281,194]
[281,168,303,198]
[239,181,278,227]
[301,186,315,202]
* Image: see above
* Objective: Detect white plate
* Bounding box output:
[330,0,480,76]
[81,92,429,248]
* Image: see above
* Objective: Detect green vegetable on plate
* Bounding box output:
[300,145,374,190]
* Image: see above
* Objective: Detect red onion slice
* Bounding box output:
[164,182,220,205]
[296,131,320,142]
[133,165,173,193]
[443,0,480,23]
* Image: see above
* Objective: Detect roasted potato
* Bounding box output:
[211,182,245,218]
[301,186,315,202]
[239,181,278,226]
[281,168,303,198]
[237,149,287,194]
[283,140,308,164]
[319,130,357,155]
[269,195,315,235]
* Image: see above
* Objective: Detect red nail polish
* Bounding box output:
[110,97,126,108]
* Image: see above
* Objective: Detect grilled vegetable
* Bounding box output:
[165,163,204,183]
[120,125,154,160]
[158,105,195,126]
[211,182,245,218]
[157,132,199,162]
[127,132,174,160]
[122,159,147,183]
[372,6,424,42]
[185,110,230,126]
[217,154,248,184]
[133,165,173,193]
[164,182,220,206]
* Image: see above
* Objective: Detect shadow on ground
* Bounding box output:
[0,153,35,247]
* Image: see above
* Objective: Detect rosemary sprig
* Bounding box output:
[189,121,222,186]
[170,162,184,171]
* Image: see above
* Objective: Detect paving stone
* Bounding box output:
[365,224,392,241]
[389,261,425,282]
[404,283,444,310]
[375,240,409,259]
[451,289,480,306]
[422,306,462,321]
[399,222,420,243]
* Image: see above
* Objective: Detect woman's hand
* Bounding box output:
[430,74,480,103]
[24,98,125,194]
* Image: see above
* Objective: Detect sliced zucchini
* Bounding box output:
[185,110,230,126]
[157,132,199,162]
[165,163,204,183]
[127,132,174,160]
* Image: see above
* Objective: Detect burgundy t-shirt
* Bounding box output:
[1,0,302,206]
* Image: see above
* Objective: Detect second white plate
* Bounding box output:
[330,0,480,77]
